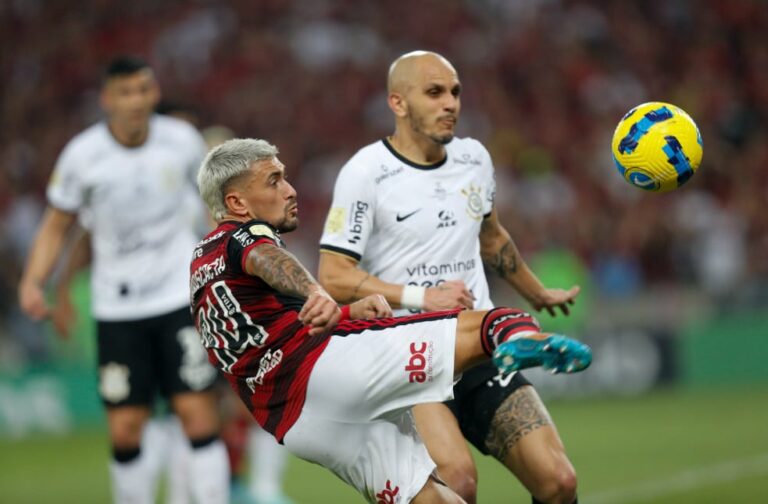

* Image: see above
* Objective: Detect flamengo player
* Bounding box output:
[191,138,591,503]
[18,57,228,503]
[318,51,582,504]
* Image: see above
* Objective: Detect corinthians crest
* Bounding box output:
[99,362,131,403]
[461,183,484,221]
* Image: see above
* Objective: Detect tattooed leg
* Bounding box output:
[484,385,552,461]
[485,385,578,503]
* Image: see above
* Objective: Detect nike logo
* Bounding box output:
[396,209,421,222]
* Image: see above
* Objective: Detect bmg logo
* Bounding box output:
[347,200,369,244]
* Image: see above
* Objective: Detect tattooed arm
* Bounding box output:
[479,208,579,316]
[245,242,320,298]
[245,243,393,333]
[246,243,341,334]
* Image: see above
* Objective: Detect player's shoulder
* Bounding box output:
[61,121,111,158]
[225,219,285,260]
[64,121,111,152]
[339,139,388,176]
[447,136,493,173]
[151,114,204,144]
[447,136,490,158]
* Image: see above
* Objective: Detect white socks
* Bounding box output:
[189,438,230,504]
[110,452,156,504]
[112,417,229,504]
[248,425,289,501]
[165,418,191,504]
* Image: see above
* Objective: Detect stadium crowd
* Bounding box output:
[1,0,767,363]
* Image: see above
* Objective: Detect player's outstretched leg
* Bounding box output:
[454,308,592,376]
[482,308,591,375]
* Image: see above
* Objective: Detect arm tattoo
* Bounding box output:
[248,244,318,298]
[484,386,552,461]
[352,273,370,300]
[487,240,518,278]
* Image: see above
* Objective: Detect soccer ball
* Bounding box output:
[611,102,703,192]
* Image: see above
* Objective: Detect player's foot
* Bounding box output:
[230,480,252,504]
[493,334,592,375]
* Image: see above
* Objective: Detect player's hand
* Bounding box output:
[350,294,392,320]
[18,280,50,321]
[51,291,77,340]
[299,289,342,336]
[530,285,581,317]
[423,280,474,312]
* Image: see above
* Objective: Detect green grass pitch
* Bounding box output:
[1,386,766,503]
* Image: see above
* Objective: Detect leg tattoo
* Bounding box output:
[484,386,553,461]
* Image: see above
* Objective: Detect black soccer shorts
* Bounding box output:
[96,307,217,407]
[445,361,532,455]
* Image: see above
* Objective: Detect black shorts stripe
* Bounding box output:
[331,309,461,338]
[319,244,361,262]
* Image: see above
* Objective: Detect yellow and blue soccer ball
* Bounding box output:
[611,102,703,192]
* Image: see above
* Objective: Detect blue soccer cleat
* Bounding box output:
[493,334,592,375]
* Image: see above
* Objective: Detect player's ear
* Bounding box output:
[387,92,408,118]
[224,190,248,217]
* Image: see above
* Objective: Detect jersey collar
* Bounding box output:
[382,138,448,170]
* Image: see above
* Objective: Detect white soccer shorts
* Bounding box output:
[283,314,458,503]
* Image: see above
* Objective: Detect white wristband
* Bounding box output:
[401,285,426,310]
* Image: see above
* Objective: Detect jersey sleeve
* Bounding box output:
[318,157,375,262]
[46,140,84,212]
[227,220,282,273]
[478,142,496,218]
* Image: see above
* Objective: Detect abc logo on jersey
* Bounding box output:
[405,341,434,383]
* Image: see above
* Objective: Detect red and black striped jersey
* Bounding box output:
[190,219,331,442]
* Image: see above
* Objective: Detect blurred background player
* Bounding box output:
[17,56,229,504]
[50,220,196,504]
[319,51,581,504]
[48,101,220,504]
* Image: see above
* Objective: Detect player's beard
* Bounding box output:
[408,110,455,145]
[278,217,299,233]
[277,201,299,233]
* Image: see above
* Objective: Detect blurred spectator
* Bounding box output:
[2,0,767,366]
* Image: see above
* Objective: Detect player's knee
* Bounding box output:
[533,465,577,504]
[438,463,477,504]
[173,393,220,438]
[177,412,219,440]
[108,415,145,449]
[109,425,143,450]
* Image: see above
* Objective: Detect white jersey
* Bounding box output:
[320,137,496,315]
[47,115,208,321]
